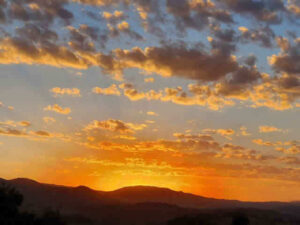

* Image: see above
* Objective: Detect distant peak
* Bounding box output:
[9,177,39,184]
[113,185,175,192]
[75,185,92,191]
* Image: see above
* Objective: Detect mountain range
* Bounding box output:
[1,177,300,225]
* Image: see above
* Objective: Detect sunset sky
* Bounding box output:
[0,0,299,202]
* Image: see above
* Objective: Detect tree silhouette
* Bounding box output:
[38,210,66,225]
[0,183,66,225]
[232,213,250,225]
[0,184,24,224]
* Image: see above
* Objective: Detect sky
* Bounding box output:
[0,0,299,202]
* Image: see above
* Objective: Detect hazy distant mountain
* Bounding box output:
[106,185,242,208]
[1,177,300,225]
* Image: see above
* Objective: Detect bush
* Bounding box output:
[232,213,250,225]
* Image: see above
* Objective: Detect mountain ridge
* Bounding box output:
[2,177,299,204]
[1,177,300,225]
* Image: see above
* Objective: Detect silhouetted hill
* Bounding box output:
[4,178,121,210]
[107,185,300,213]
[106,185,241,208]
[1,177,300,225]
[167,208,300,225]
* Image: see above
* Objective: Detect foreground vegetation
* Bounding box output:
[0,184,66,225]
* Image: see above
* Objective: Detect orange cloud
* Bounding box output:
[259,126,284,133]
[92,84,121,96]
[50,87,81,97]
[0,125,71,143]
[43,117,56,124]
[102,10,125,20]
[0,38,92,69]
[173,133,214,142]
[252,139,275,146]
[90,74,299,111]
[276,145,300,155]
[0,35,298,111]
[113,45,238,81]
[0,120,31,127]
[287,0,300,16]
[117,21,130,31]
[19,121,31,127]
[216,143,270,161]
[144,77,155,83]
[44,104,71,115]
[145,120,155,124]
[147,111,158,116]
[0,128,27,137]
[84,119,147,134]
[239,126,251,136]
[34,130,50,137]
[268,38,300,75]
[118,83,235,110]
[202,128,235,138]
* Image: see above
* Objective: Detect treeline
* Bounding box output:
[168,212,250,225]
[167,208,300,225]
[0,184,66,225]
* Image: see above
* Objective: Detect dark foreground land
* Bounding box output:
[1,177,300,225]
